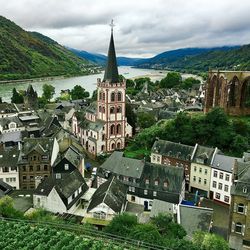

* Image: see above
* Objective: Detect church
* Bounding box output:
[72,24,133,156]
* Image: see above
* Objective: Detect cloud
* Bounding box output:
[1,0,250,57]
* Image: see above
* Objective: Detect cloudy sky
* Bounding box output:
[1,0,250,57]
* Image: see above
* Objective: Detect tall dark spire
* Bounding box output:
[103,20,119,83]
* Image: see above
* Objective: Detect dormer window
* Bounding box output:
[145,179,149,185]
[65,164,69,170]
[164,181,168,188]
[154,180,159,186]
[243,187,248,194]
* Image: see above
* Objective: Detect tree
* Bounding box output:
[160,72,182,89]
[70,85,89,100]
[42,84,55,102]
[137,112,155,129]
[104,213,137,237]
[126,103,136,134]
[126,79,135,88]
[0,196,23,218]
[181,77,200,90]
[11,88,24,103]
[91,90,97,101]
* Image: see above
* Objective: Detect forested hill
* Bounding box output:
[134,45,250,73]
[0,16,91,80]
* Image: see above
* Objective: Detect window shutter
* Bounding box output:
[234,203,237,212]
[242,225,246,236]
[245,205,248,215]
[231,222,235,232]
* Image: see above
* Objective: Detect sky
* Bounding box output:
[1,0,250,58]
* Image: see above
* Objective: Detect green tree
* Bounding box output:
[160,72,182,89]
[126,103,136,134]
[181,77,200,90]
[126,79,135,88]
[42,84,55,102]
[71,85,89,100]
[38,96,48,108]
[0,196,23,218]
[104,213,137,237]
[137,112,155,129]
[11,88,24,103]
[91,90,97,101]
[193,231,229,250]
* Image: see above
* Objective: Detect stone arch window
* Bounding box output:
[99,92,102,101]
[110,107,115,114]
[111,92,115,102]
[240,78,250,107]
[102,107,105,113]
[110,124,115,135]
[111,142,115,150]
[116,124,121,134]
[228,76,239,107]
[99,106,102,112]
[117,106,122,113]
[102,92,105,101]
[214,77,222,106]
[117,142,121,149]
[101,145,105,151]
[117,92,122,101]
[207,75,217,107]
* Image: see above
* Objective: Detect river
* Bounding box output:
[0,66,202,102]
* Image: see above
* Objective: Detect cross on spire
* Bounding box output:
[110,19,115,33]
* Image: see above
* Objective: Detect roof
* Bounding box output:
[150,199,175,218]
[151,140,194,161]
[87,176,127,213]
[212,154,240,173]
[0,146,20,168]
[19,115,40,122]
[0,131,23,143]
[0,103,17,114]
[192,145,216,165]
[80,118,105,132]
[0,116,23,127]
[100,151,145,179]
[0,180,13,198]
[179,204,213,237]
[103,32,119,83]
[35,169,88,209]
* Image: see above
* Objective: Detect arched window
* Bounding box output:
[117,106,122,113]
[117,142,121,149]
[240,78,250,107]
[111,92,115,102]
[117,124,121,134]
[117,92,122,101]
[102,107,105,113]
[110,125,115,135]
[99,92,102,101]
[99,106,102,112]
[110,107,115,114]
[111,143,115,150]
[101,145,105,151]
[102,92,105,101]
[228,77,239,107]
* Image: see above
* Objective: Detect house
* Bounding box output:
[0,103,17,118]
[18,137,58,189]
[0,146,20,189]
[72,28,132,156]
[229,158,250,250]
[33,169,88,214]
[151,139,195,190]
[0,116,24,134]
[98,151,185,211]
[210,154,240,205]
[189,145,218,198]
[85,176,127,223]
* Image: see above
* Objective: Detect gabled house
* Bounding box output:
[86,176,127,222]
[189,145,218,198]
[0,116,24,134]
[33,169,88,214]
[151,139,195,189]
[210,154,240,205]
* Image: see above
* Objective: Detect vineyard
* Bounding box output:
[0,219,134,250]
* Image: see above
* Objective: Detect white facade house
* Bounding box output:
[0,116,24,134]
[210,154,240,205]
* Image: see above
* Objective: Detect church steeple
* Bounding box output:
[103,20,119,83]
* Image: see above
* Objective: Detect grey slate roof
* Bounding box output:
[0,180,13,198]
[212,154,240,173]
[35,169,88,209]
[103,32,119,83]
[0,116,23,127]
[0,131,23,143]
[80,119,105,132]
[192,145,216,165]
[100,151,145,179]
[151,139,194,161]
[87,176,127,213]
[0,146,20,168]
[179,205,213,237]
[0,103,17,114]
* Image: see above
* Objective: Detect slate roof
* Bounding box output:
[35,169,88,209]
[0,180,13,198]
[87,176,127,213]
[212,154,240,173]
[103,32,119,83]
[100,151,145,179]
[79,119,105,132]
[0,131,23,143]
[151,140,194,161]
[179,205,213,237]
[0,116,23,127]
[0,146,20,168]
[192,145,216,165]
[0,103,17,114]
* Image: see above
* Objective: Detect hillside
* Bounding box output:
[69,48,141,66]
[0,16,91,80]
[134,45,250,73]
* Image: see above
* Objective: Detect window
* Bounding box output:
[117,106,122,113]
[224,196,229,203]
[42,155,48,160]
[225,174,230,181]
[30,166,33,171]
[204,169,208,175]
[3,167,9,172]
[33,156,37,161]
[157,156,160,162]
[144,190,148,195]
[123,176,129,182]
[204,179,207,185]
[215,193,220,199]
[110,107,115,114]
[110,124,115,135]
[219,172,223,179]
[30,176,34,181]
[237,203,245,213]
[22,166,26,171]
[65,164,69,170]
[214,170,218,178]
[37,165,40,171]
[153,191,157,197]
[235,222,243,234]
[111,92,115,102]
[194,166,197,172]
[212,181,217,188]
[102,92,105,101]
[117,92,122,101]
[44,165,48,171]
[99,92,102,101]
[224,185,229,192]
[199,168,202,173]
[116,124,121,134]
[154,180,159,186]
[164,181,168,188]
[218,183,223,190]
[198,177,201,184]
[129,186,132,192]
[243,187,248,193]
[131,187,135,192]
[193,176,196,182]
[23,176,27,181]
[145,179,149,185]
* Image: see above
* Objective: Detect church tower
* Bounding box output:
[96,21,129,152]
